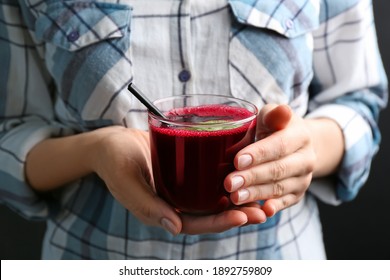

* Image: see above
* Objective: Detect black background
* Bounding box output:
[1,0,389,260]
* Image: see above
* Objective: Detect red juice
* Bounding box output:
[149,104,257,214]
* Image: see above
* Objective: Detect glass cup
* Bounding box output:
[148,94,258,214]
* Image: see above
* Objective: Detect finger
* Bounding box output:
[262,194,304,217]
[116,169,183,235]
[180,210,248,234]
[227,151,315,191]
[237,203,267,224]
[233,105,297,171]
[234,124,311,171]
[229,175,312,205]
[131,191,183,235]
[257,104,292,138]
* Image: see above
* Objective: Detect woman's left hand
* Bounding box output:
[224,104,317,219]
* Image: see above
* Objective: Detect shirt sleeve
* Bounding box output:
[306,0,388,205]
[0,2,74,220]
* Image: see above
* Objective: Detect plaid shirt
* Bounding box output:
[0,0,387,259]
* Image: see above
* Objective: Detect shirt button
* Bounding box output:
[178,69,191,82]
[285,19,294,29]
[67,30,80,42]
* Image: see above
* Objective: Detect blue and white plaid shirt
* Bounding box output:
[0,0,387,259]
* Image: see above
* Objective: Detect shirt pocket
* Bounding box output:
[33,1,134,130]
[35,1,131,51]
[227,0,319,115]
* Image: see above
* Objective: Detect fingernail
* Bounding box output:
[231,176,244,191]
[160,218,178,235]
[270,205,276,217]
[267,205,276,218]
[238,154,252,169]
[238,189,250,202]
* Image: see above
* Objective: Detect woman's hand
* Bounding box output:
[224,104,318,217]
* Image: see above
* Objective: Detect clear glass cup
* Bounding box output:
[148,94,258,214]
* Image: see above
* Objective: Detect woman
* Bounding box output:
[0,0,387,259]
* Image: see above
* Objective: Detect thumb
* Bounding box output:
[148,194,183,236]
[134,180,183,235]
[110,170,183,235]
[256,104,292,139]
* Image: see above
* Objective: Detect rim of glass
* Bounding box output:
[148,94,258,128]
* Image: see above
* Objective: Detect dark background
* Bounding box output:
[1,1,389,260]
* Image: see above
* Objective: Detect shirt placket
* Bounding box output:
[171,0,194,95]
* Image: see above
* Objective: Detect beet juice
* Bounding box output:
[149,96,257,214]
